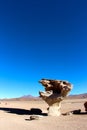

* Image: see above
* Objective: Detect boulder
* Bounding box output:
[84,101,87,112]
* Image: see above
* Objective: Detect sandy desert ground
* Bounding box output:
[0,98,87,130]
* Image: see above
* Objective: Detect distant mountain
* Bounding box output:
[0,95,41,101]
[19,95,40,101]
[68,93,87,99]
[20,95,36,99]
[0,93,87,101]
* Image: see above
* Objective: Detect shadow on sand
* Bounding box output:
[73,112,87,115]
[0,107,47,116]
[62,109,87,116]
[71,109,87,115]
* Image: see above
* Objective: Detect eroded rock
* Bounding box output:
[84,102,87,112]
[39,79,73,116]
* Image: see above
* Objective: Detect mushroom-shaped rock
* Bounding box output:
[84,102,87,112]
[39,79,73,116]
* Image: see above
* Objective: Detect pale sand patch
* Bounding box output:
[0,99,87,130]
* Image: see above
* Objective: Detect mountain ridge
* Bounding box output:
[0,93,87,101]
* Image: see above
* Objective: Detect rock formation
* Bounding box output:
[39,79,73,116]
[84,101,87,112]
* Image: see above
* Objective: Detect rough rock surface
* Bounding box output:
[39,79,73,116]
[84,102,87,112]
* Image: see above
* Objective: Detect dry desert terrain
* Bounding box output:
[0,98,87,130]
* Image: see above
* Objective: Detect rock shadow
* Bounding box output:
[71,109,87,115]
[73,112,87,115]
[62,109,87,116]
[0,107,47,116]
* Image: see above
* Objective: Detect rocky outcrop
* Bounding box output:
[39,79,73,116]
[84,101,87,112]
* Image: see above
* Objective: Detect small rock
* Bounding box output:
[63,112,72,116]
[30,115,43,120]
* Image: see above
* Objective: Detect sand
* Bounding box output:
[0,99,87,130]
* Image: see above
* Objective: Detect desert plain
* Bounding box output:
[0,98,87,130]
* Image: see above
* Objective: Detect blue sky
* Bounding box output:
[0,0,87,98]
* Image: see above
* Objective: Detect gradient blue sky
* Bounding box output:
[0,0,87,98]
